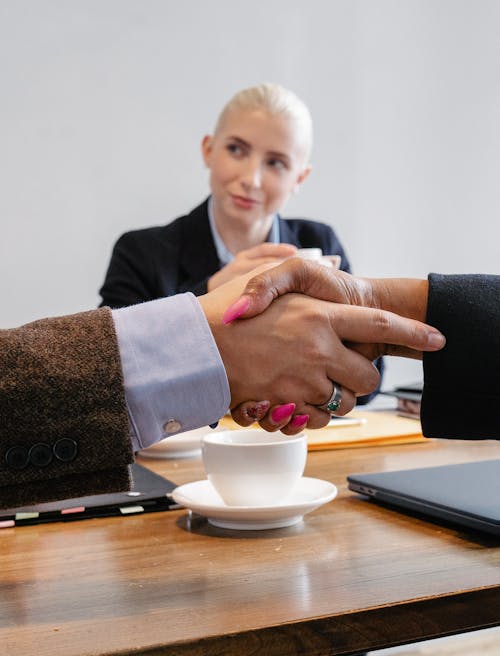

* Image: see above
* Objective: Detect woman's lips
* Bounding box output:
[230,194,259,209]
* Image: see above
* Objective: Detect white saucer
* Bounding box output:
[139,426,210,459]
[171,477,337,530]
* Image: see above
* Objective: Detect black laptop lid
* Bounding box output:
[347,459,500,535]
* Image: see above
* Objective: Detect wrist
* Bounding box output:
[207,274,217,292]
[370,278,428,322]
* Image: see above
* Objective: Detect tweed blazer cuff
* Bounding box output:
[0,307,134,509]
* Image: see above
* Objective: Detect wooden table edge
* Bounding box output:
[108,585,500,656]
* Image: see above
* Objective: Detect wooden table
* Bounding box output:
[2,437,500,656]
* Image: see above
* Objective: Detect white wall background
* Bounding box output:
[1,0,499,389]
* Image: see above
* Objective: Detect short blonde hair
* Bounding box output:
[215,83,313,162]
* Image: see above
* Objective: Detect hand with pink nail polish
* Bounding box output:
[198,272,384,430]
[231,399,310,435]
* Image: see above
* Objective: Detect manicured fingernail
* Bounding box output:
[222,297,251,324]
[290,414,309,428]
[246,401,270,420]
[427,331,446,349]
[271,403,296,424]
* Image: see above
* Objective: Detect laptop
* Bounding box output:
[347,459,500,536]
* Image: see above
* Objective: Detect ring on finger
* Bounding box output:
[318,382,343,414]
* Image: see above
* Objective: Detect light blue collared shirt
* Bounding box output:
[112,293,230,452]
[207,196,280,265]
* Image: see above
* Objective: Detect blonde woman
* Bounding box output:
[99,83,350,305]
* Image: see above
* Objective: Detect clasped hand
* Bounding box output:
[199,259,445,434]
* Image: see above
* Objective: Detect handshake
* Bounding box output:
[198,258,445,434]
[4,256,495,509]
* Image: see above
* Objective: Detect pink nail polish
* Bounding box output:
[271,403,296,424]
[222,296,251,324]
[246,401,270,420]
[290,414,309,428]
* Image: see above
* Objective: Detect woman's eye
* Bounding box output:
[268,158,287,170]
[227,143,244,156]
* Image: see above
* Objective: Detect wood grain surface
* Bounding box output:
[2,436,500,656]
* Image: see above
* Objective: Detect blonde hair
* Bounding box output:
[215,83,313,162]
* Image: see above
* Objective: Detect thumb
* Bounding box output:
[222,258,353,323]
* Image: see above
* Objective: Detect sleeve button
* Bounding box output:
[53,438,78,462]
[5,446,29,470]
[29,443,53,467]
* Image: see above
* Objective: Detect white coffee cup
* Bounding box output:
[295,248,340,269]
[295,247,323,261]
[202,430,307,506]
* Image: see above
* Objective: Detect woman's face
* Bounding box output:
[201,108,311,230]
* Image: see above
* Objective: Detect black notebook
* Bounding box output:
[348,459,500,536]
[0,463,178,528]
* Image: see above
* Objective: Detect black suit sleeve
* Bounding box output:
[421,273,500,439]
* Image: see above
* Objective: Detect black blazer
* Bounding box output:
[99,198,352,308]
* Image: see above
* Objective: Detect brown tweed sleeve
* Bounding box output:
[0,307,134,509]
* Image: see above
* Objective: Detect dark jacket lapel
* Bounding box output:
[278,217,302,246]
[178,199,221,282]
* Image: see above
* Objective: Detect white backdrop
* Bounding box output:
[1,0,499,388]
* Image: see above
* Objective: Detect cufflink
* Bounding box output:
[163,418,181,434]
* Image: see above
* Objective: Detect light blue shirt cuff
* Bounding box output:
[111,293,230,452]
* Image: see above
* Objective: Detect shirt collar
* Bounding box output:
[207,196,280,265]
